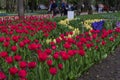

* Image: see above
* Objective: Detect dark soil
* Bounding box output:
[78,47,120,80]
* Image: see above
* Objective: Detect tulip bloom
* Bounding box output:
[0,71,6,80]
[49,67,57,75]
[9,67,18,75]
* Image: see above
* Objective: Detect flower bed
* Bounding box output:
[0,15,120,80]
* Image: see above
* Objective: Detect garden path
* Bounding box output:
[78,46,120,80]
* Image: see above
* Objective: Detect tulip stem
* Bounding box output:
[8,73,12,80]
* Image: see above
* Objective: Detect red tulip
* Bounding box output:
[5,56,13,64]
[14,55,22,61]
[34,39,39,43]
[3,41,10,47]
[58,63,63,70]
[12,35,19,42]
[19,61,27,69]
[9,67,18,75]
[44,48,52,55]
[5,37,10,41]
[109,37,114,42]
[95,46,98,50]
[63,42,71,49]
[19,78,28,80]
[28,61,37,69]
[28,43,38,50]
[11,46,17,52]
[18,70,27,78]
[19,41,25,48]
[50,41,55,46]
[80,38,87,44]
[43,33,49,37]
[0,37,5,42]
[78,49,85,56]
[53,52,59,60]
[0,51,8,58]
[49,67,57,75]
[52,45,56,50]
[0,71,6,80]
[61,51,69,61]
[47,60,53,66]
[92,33,97,39]
[101,40,106,46]
[68,50,74,57]
[56,38,61,43]
[38,53,48,62]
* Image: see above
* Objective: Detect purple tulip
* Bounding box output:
[116,22,120,27]
[91,20,104,30]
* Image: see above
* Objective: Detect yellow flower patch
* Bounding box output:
[83,19,103,30]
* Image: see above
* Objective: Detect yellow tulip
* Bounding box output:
[46,39,52,44]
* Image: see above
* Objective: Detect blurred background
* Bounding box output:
[0,0,120,16]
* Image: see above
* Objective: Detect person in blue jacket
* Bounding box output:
[51,0,58,16]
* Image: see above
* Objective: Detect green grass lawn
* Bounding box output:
[0,10,6,13]
[50,12,120,34]
[52,12,120,22]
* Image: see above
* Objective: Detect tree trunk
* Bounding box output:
[18,0,24,18]
[6,0,10,13]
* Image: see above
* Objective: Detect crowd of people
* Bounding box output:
[48,0,74,17]
[45,0,113,17]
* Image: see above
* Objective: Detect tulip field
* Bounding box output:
[0,13,120,80]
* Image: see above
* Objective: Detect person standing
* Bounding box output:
[51,0,57,16]
[61,1,68,16]
[98,4,104,13]
[48,1,53,13]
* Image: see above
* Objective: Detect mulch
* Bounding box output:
[78,46,120,80]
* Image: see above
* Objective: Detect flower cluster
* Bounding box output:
[58,19,80,37]
[116,21,120,28]
[0,16,120,80]
[91,20,104,30]
[83,19,104,30]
